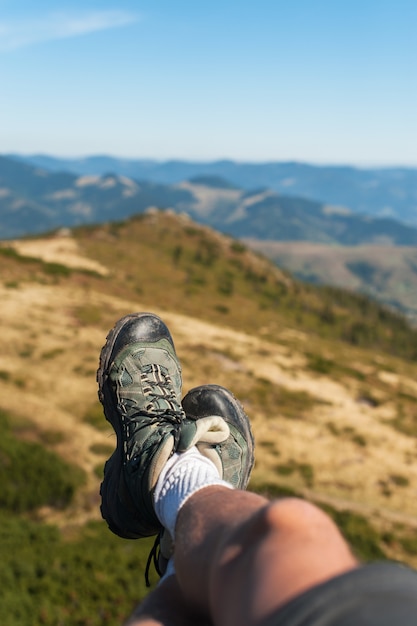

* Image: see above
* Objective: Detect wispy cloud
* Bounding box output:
[0,10,139,52]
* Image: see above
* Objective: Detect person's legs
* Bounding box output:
[174,488,357,626]
[99,312,417,626]
[124,575,212,626]
[97,313,254,546]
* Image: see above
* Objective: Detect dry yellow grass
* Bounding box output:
[2,227,417,564]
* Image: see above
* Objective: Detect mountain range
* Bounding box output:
[3,153,417,322]
[1,155,417,246]
[11,153,417,225]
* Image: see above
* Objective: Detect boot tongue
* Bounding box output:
[178,416,230,451]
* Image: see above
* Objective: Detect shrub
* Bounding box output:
[351,433,367,447]
[75,305,102,325]
[250,480,302,500]
[297,463,314,487]
[43,262,72,278]
[217,271,234,296]
[214,304,229,314]
[83,402,109,431]
[275,464,295,476]
[0,408,85,513]
[307,354,334,374]
[89,443,114,456]
[230,241,246,254]
[245,378,319,420]
[321,505,386,561]
[390,474,410,487]
[40,348,64,360]
[400,536,417,555]
[0,515,155,625]
[275,460,314,486]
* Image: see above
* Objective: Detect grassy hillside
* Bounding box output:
[2,209,417,624]
[246,239,417,325]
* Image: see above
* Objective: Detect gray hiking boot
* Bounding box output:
[97,312,187,539]
[98,313,255,549]
[181,384,255,490]
[154,384,255,582]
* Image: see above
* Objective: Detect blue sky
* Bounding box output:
[1,0,416,165]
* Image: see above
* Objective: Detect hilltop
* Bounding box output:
[2,210,417,624]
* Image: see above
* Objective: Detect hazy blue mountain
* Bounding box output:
[213,191,417,245]
[0,156,193,238]
[1,155,417,246]
[10,153,417,224]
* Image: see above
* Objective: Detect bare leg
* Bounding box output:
[175,487,358,626]
[126,575,212,626]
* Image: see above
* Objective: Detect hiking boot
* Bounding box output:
[151,384,255,582]
[181,384,255,489]
[97,312,187,539]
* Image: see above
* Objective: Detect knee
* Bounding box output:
[225,498,335,553]
[261,497,338,540]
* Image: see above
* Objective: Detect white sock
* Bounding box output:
[153,446,232,539]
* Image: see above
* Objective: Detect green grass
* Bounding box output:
[19,345,34,358]
[0,247,34,262]
[43,262,72,278]
[388,394,417,436]
[250,479,302,500]
[316,505,387,562]
[274,461,315,487]
[306,352,366,381]
[0,408,85,513]
[326,422,368,447]
[258,440,279,452]
[40,348,65,360]
[94,463,104,479]
[389,474,410,487]
[241,377,321,420]
[38,429,67,445]
[399,536,417,555]
[0,515,155,626]
[0,243,99,287]
[75,304,103,325]
[89,443,114,456]
[83,402,109,431]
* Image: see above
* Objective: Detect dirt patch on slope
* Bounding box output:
[7,232,109,275]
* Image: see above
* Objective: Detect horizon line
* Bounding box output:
[3,152,417,170]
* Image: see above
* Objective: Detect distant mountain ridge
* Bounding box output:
[1,155,417,248]
[11,153,417,225]
[0,155,193,238]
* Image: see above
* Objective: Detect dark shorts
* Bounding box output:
[260,562,417,626]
